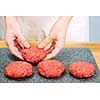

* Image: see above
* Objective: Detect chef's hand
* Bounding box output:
[4,16,30,60]
[38,16,73,60]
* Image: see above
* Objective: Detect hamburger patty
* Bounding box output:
[21,45,47,63]
[4,61,34,78]
[68,61,95,78]
[37,60,65,78]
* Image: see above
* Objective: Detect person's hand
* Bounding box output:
[5,17,30,60]
[38,16,72,60]
[38,31,65,60]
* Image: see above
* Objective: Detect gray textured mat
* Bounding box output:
[0,48,100,83]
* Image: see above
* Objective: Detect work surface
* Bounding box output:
[0,48,100,83]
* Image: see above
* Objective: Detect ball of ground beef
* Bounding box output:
[21,45,47,63]
[68,61,95,78]
[37,60,65,78]
[4,61,34,78]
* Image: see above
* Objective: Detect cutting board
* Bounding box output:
[0,48,100,83]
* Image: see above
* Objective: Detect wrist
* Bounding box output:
[50,16,72,34]
[4,16,18,32]
[4,16,17,25]
[58,16,73,25]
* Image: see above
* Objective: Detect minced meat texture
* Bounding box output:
[21,45,47,63]
[37,60,65,78]
[68,61,95,78]
[4,61,34,78]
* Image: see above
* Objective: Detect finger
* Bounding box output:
[6,36,16,46]
[15,38,24,49]
[44,42,63,60]
[6,36,24,59]
[38,37,52,48]
[44,42,52,51]
[45,44,55,54]
[16,33,30,48]
[9,45,24,60]
[44,49,60,60]
[44,40,55,51]
[45,41,56,54]
[7,37,22,50]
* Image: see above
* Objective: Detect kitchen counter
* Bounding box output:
[0,41,100,69]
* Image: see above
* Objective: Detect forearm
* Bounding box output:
[4,16,17,27]
[57,16,73,25]
[51,16,73,34]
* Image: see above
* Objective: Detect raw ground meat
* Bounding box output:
[4,61,34,78]
[21,45,47,63]
[68,61,95,78]
[37,60,65,78]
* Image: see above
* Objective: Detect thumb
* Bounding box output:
[17,33,30,48]
[38,37,51,48]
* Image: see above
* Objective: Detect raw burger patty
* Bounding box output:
[68,61,95,78]
[21,45,47,63]
[4,61,34,78]
[37,60,65,78]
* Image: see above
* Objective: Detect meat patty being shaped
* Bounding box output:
[21,45,47,63]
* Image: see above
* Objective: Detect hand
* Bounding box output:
[38,16,72,60]
[38,32,65,60]
[5,17,30,60]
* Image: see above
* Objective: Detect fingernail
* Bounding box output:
[23,42,30,48]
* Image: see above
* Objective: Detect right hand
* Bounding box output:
[5,17,30,60]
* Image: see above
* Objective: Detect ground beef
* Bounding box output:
[4,61,34,78]
[68,61,95,78]
[21,45,47,63]
[37,60,65,78]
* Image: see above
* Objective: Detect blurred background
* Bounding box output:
[0,16,100,42]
